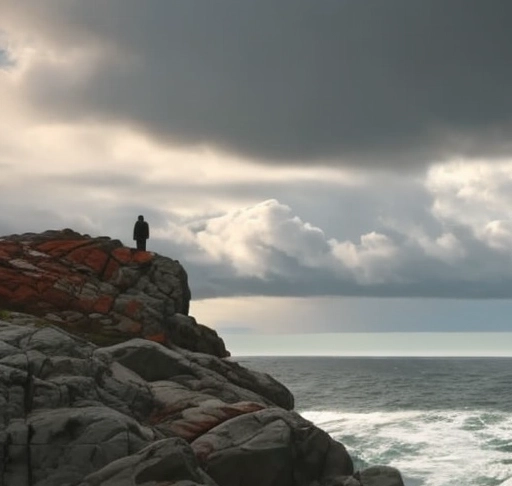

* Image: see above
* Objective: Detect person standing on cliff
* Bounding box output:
[133,215,150,251]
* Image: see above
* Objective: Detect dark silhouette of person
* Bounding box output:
[133,215,149,251]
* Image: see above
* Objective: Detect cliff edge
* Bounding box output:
[0,229,227,357]
[0,230,404,486]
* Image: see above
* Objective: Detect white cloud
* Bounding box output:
[330,232,400,284]
[416,232,466,263]
[194,199,334,278]
[482,220,512,252]
[427,160,512,253]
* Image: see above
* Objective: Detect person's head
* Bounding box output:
[138,215,144,221]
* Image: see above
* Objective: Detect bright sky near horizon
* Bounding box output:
[2,2,512,335]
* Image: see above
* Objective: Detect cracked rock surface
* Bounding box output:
[0,320,404,486]
[0,229,227,357]
[0,229,405,486]
[0,321,361,486]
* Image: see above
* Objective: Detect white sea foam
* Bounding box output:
[301,409,512,486]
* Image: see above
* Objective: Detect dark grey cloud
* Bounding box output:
[7,0,512,168]
[179,253,512,301]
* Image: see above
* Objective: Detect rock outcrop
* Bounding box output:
[0,320,356,486]
[0,230,405,486]
[0,229,227,357]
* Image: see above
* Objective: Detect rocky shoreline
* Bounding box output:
[0,230,404,486]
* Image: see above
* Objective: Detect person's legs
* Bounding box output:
[136,239,145,251]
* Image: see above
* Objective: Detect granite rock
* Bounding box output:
[0,321,303,485]
[0,229,404,486]
[0,230,227,357]
[359,466,405,486]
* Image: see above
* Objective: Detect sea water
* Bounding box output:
[235,355,512,486]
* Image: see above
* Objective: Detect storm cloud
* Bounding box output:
[3,1,512,167]
[146,187,512,300]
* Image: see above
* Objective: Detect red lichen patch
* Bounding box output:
[231,402,265,413]
[66,247,88,264]
[67,247,108,274]
[93,295,114,314]
[102,259,120,280]
[0,242,22,260]
[124,299,142,317]
[148,404,188,426]
[12,284,38,304]
[41,286,74,308]
[145,332,166,344]
[75,298,95,313]
[0,269,25,291]
[111,247,153,265]
[36,278,56,294]
[132,251,153,264]
[67,275,86,287]
[0,286,13,301]
[84,249,109,274]
[36,240,88,257]
[111,247,133,264]
[38,261,71,274]
[150,402,266,442]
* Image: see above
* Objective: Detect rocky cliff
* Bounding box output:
[0,230,404,486]
[0,229,227,357]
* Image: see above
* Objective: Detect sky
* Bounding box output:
[2,1,512,337]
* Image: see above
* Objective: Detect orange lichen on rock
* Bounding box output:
[124,299,142,317]
[0,229,223,355]
[111,247,153,265]
[38,261,70,275]
[12,284,38,304]
[37,240,88,257]
[145,333,166,343]
[0,269,21,291]
[153,402,266,442]
[0,286,12,300]
[41,286,73,307]
[93,295,114,314]
[75,298,95,313]
[68,247,109,274]
[111,247,133,264]
[0,242,21,260]
[36,278,55,294]
[102,259,120,280]
[132,251,153,264]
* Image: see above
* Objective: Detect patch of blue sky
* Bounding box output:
[0,48,14,69]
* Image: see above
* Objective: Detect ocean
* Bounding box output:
[235,355,512,486]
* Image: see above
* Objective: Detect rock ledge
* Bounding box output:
[0,229,227,357]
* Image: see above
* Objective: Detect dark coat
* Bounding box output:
[133,220,149,240]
